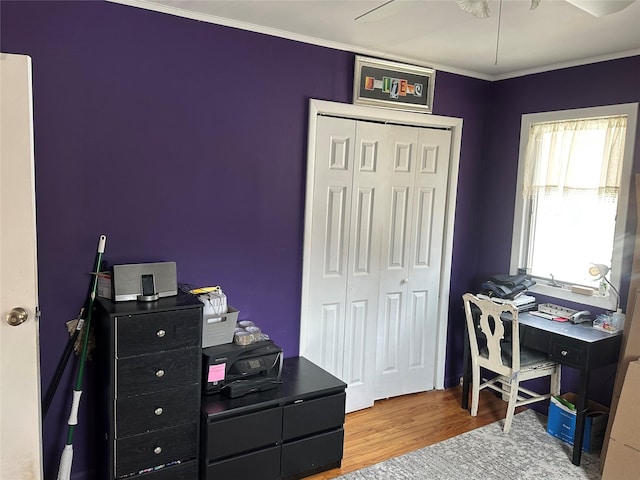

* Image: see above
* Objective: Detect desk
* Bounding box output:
[461,311,622,466]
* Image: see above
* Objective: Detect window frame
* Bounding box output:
[510,103,638,311]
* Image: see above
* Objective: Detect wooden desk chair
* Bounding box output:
[462,293,561,433]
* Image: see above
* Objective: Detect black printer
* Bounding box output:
[202,340,283,398]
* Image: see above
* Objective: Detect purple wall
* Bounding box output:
[0,2,358,477]
[1,1,638,478]
[432,72,493,388]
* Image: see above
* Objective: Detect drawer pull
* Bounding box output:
[153,446,162,455]
[155,369,165,378]
[154,407,163,416]
[561,350,568,356]
[156,329,166,338]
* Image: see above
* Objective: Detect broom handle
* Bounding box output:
[57,235,106,480]
[42,308,84,418]
[45,233,105,418]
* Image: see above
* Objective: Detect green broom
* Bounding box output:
[57,234,106,480]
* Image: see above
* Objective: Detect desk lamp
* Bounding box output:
[588,263,620,311]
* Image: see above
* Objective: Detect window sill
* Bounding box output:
[528,283,617,311]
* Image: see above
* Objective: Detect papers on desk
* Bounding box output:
[529,310,569,322]
[476,293,537,312]
[529,310,554,320]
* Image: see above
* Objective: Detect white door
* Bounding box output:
[302,116,386,412]
[345,121,389,408]
[0,53,43,480]
[375,125,451,399]
[303,116,354,378]
[302,113,452,412]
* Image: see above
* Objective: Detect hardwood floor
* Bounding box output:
[305,386,521,480]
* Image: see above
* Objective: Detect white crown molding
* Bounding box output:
[108,0,639,82]
[491,48,640,81]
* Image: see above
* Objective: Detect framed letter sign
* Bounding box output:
[353,56,435,114]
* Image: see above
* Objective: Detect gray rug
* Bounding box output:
[338,410,601,479]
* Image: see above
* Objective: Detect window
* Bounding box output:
[510,104,638,310]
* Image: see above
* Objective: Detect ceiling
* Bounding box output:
[112,0,640,80]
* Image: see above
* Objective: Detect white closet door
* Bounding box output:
[304,116,385,412]
[342,121,387,412]
[302,113,454,412]
[375,125,419,399]
[304,116,355,377]
[375,125,452,399]
[403,127,452,394]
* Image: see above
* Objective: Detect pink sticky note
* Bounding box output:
[208,363,226,383]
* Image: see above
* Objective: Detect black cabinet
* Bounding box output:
[201,357,347,480]
[96,294,203,479]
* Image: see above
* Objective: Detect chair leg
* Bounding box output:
[470,364,480,417]
[551,364,561,396]
[503,374,519,433]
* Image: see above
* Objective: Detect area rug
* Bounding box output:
[337,410,601,479]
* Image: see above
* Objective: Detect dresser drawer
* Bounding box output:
[116,347,200,397]
[115,422,197,478]
[281,428,344,479]
[283,392,345,441]
[205,445,281,480]
[549,340,582,367]
[116,309,201,358]
[206,406,282,461]
[116,384,200,438]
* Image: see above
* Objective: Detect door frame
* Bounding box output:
[300,99,462,390]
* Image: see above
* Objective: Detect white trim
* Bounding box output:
[510,103,638,312]
[489,49,640,81]
[300,99,462,390]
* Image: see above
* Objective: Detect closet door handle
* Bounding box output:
[401,278,409,285]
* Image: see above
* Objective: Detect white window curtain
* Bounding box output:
[522,115,628,199]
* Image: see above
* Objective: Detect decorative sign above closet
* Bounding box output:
[353,56,436,114]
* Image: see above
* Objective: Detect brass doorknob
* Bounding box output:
[6,307,28,326]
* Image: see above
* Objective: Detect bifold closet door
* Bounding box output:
[304,116,386,412]
[303,115,452,412]
[375,125,452,400]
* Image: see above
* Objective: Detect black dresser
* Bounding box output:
[95,293,203,480]
[201,356,347,480]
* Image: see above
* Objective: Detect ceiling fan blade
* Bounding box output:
[564,0,635,17]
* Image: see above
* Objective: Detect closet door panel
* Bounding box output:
[382,292,403,373]
[388,187,410,267]
[403,289,429,393]
[414,188,435,267]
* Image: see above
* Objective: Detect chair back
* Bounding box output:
[462,293,520,376]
